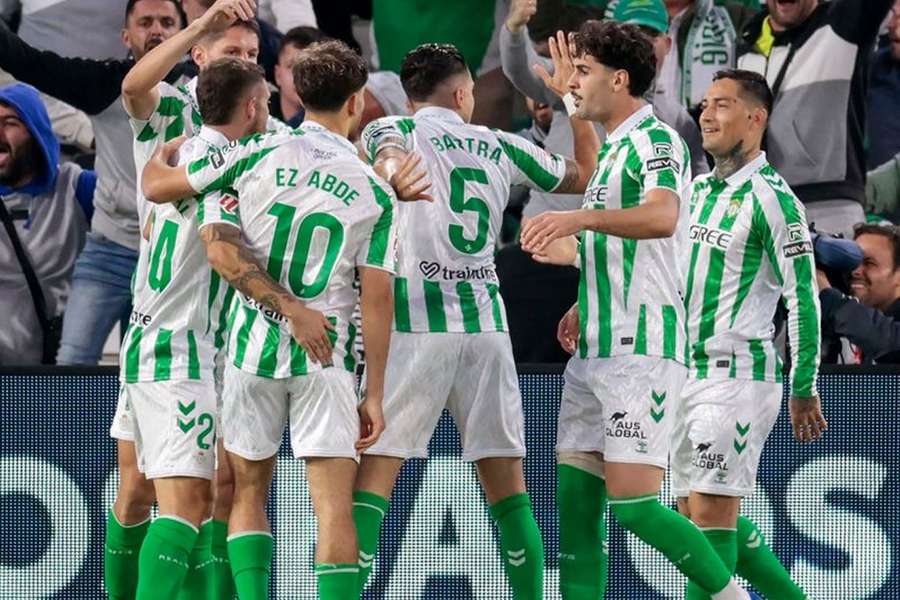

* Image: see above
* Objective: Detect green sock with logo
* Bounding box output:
[735,516,807,599]
[686,529,738,599]
[316,563,360,599]
[135,516,198,600]
[557,464,608,599]
[177,520,215,600]
[210,520,235,599]
[609,495,735,596]
[489,493,544,599]
[228,532,273,600]
[104,509,150,600]
[352,490,390,594]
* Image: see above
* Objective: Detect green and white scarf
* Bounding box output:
[680,0,738,107]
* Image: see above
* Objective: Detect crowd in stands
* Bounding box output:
[1,0,899,367]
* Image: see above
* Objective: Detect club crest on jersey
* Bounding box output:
[219,194,239,215]
[726,198,742,218]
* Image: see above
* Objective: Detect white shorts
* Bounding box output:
[222,364,360,461]
[671,378,781,498]
[115,380,218,480]
[558,355,687,469]
[365,332,525,462]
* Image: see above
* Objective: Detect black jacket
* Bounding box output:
[820,289,900,364]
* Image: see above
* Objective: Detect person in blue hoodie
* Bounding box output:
[0,83,95,364]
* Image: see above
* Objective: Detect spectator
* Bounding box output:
[257,0,317,32]
[819,224,900,364]
[500,0,708,220]
[0,0,190,365]
[866,1,900,170]
[519,96,553,146]
[271,25,328,126]
[866,151,900,223]
[5,0,129,59]
[0,83,94,365]
[737,0,894,237]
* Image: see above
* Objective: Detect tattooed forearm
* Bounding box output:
[556,159,581,193]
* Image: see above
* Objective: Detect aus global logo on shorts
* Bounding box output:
[606,411,646,440]
[693,442,730,483]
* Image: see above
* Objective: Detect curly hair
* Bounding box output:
[292,40,368,112]
[400,43,469,102]
[573,20,656,98]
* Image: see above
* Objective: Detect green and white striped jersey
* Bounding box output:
[119,126,239,383]
[184,122,398,379]
[684,153,820,397]
[361,107,567,333]
[577,104,692,363]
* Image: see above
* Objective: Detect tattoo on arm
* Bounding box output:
[555,159,581,193]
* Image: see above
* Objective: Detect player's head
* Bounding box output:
[568,20,656,121]
[275,27,329,108]
[292,40,368,136]
[192,19,260,68]
[613,0,671,75]
[699,69,772,159]
[766,0,819,31]
[400,43,474,123]
[850,223,900,312]
[197,58,269,137]
[122,0,184,60]
[525,97,553,134]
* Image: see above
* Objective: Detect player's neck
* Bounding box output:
[304,112,351,140]
[713,141,760,180]
[281,94,302,122]
[412,101,464,121]
[601,96,648,137]
[209,123,246,144]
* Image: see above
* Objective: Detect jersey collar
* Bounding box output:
[416,106,465,125]
[607,103,654,143]
[299,120,358,156]
[197,125,230,149]
[713,151,768,187]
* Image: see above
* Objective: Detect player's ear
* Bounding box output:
[191,44,205,68]
[453,86,466,110]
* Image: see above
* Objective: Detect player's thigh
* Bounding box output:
[306,457,357,519]
[446,332,525,463]
[557,357,607,456]
[676,378,781,498]
[365,332,460,459]
[222,364,289,461]
[128,379,218,481]
[288,368,360,460]
[591,355,686,470]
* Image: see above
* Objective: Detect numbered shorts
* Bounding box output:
[671,378,781,498]
[558,355,686,468]
[222,363,359,461]
[116,380,218,480]
[365,332,525,462]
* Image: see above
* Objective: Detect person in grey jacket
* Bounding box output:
[501,0,708,218]
[0,0,191,364]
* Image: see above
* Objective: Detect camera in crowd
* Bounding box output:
[811,226,864,294]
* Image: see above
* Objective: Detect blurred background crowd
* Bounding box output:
[1,0,899,368]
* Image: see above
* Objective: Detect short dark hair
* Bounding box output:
[573,20,656,98]
[400,43,469,102]
[200,18,261,45]
[279,26,329,58]
[197,58,265,125]
[292,40,368,112]
[854,223,900,270]
[713,69,774,114]
[125,0,183,24]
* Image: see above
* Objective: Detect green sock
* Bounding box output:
[557,464,608,599]
[228,532,273,600]
[609,495,733,596]
[211,520,236,599]
[686,529,738,600]
[177,520,215,600]
[135,516,199,600]
[489,493,544,600]
[736,516,807,599]
[104,510,150,600]
[352,490,389,594]
[316,563,360,599]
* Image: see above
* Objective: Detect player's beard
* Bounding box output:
[0,137,39,188]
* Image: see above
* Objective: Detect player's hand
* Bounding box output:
[506,0,537,34]
[524,222,578,266]
[520,209,584,253]
[557,303,579,354]
[789,395,828,442]
[534,30,577,98]
[199,0,256,33]
[284,302,335,366]
[389,152,434,202]
[152,135,186,167]
[357,394,385,451]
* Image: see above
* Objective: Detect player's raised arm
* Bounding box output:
[121,0,256,119]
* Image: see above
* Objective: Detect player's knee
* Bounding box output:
[688,494,739,528]
[609,500,648,531]
[676,497,691,518]
[116,471,155,520]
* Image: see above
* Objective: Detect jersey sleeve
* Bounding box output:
[186,130,297,194]
[751,178,821,398]
[633,126,684,195]
[128,83,198,147]
[360,116,416,163]
[355,175,398,274]
[495,129,568,192]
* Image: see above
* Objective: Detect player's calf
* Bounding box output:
[353,454,404,594]
[227,453,276,600]
[309,457,360,599]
